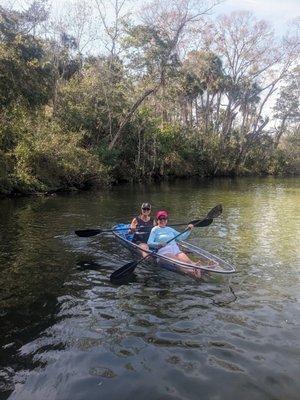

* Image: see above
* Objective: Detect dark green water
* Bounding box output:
[0,177,299,400]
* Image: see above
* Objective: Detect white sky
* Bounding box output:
[4,0,300,31]
[215,0,300,34]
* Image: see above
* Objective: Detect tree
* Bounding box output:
[181,50,224,128]
[47,30,82,113]
[95,0,130,59]
[0,5,53,108]
[55,56,129,147]
[273,67,300,148]
[108,0,221,149]
[200,11,300,170]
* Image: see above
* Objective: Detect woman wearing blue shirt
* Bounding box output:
[147,210,195,264]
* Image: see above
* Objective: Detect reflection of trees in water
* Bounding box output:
[0,289,60,397]
[0,196,87,396]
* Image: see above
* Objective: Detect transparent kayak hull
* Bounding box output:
[112,225,235,278]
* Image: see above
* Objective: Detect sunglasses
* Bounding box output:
[142,208,151,211]
[158,217,167,221]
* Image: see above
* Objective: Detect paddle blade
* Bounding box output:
[207,204,222,219]
[110,260,138,282]
[75,229,102,237]
[194,218,213,227]
[188,205,223,227]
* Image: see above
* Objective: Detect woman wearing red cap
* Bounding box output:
[147,210,194,263]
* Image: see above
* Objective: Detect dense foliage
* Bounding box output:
[0,1,299,195]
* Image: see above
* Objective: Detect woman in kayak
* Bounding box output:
[147,210,194,263]
[129,203,155,253]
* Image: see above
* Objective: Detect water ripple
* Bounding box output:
[1,178,300,400]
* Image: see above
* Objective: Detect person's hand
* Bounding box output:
[157,242,167,249]
[130,218,138,232]
[187,224,194,230]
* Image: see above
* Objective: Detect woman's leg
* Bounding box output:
[138,243,149,258]
[176,252,193,263]
[163,252,202,278]
[163,252,192,263]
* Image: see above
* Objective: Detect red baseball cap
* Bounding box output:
[156,210,168,219]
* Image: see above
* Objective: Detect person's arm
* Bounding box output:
[130,218,138,233]
[147,227,160,249]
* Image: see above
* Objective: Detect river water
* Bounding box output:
[0,177,299,400]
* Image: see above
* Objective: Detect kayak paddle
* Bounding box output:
[75,226,135,237]
[109,204,222,283]
[75,204,222,237]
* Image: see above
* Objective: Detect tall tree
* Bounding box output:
[200,11,299,169]
[108,0,221,149]
[0,5,53,108]
[181,50,224,129]
[273,67,300,148]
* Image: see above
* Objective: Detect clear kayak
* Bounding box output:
[112,224,235,278]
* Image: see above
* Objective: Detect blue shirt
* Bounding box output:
[147,226,191,249]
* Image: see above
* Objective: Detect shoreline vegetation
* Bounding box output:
[0,1,299,197]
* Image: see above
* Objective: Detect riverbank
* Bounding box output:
[1,171,299,199]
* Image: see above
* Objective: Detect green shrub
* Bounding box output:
[0,112,111,194]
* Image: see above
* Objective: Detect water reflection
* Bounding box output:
[0,177,299,400]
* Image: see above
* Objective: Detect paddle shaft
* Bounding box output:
[75,218,211,237]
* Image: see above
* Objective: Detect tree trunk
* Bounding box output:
[235,117,269,168]
[108,86,159,150]
[273,117,287,149]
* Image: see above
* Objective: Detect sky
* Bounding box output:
[4,0,300,32]
[215,0,300,34]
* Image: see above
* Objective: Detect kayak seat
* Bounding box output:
[113,223,134,241]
